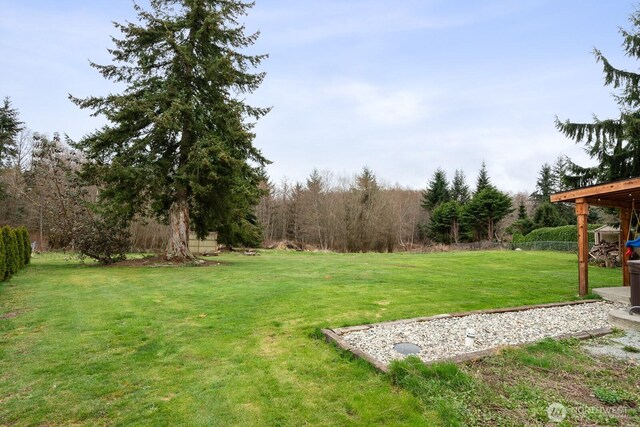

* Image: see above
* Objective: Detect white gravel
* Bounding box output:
[341,302,623,365]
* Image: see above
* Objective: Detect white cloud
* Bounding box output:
[327,82,432,125]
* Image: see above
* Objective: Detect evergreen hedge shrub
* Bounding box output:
[15,228,25,270]
[0,231,5,281]
[19,227,31,265]
[513,224,600,244]
[8,227,19,276]
[1,226,16,280]
[0,225,31,282]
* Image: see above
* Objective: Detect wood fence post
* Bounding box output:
[620,207,631,287]
[576,199,589,297]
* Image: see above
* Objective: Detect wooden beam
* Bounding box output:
[551,195,632,209]
[621,207,631,287]
[582,198,633,209]
[576,199,589,297]
[550,177,640,203]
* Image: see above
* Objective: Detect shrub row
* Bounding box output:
[513,224,601,244]
[0,226,31,281]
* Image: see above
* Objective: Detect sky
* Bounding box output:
[0,0,637,193]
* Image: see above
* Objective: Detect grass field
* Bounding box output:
[0,250,635,426]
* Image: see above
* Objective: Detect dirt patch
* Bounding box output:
[383,263,420,269]
[474,361,604,408]
[259,334,283,358]
[466,344,640,426]
[105,255,226,268]
[262,240,303,251]
[0,312,18,320]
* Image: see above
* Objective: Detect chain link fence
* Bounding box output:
[511,241,595,252]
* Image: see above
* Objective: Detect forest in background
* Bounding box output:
[1,115,588,253]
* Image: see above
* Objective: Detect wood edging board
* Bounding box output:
[321,300,613,373]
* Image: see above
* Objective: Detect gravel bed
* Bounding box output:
[341,302,623,365]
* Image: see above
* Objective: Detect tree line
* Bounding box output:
[257,168,424,252]
[256,163,519,252]
[0,95,613,256]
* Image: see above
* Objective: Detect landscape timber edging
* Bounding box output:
[321,300,613,373]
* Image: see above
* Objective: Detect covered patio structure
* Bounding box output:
[550,177,640,296]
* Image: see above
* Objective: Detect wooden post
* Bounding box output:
[576,199,589,297]
[620,207,631,287]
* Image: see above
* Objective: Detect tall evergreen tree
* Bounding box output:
[517,201,528,221]
[71,0,270,261]
[532,163,555,203]
[355,167,379,208]
[551,155,569,192]
[0,97,23,167]
[464,187,512,241]
[507,200,534,236]
[421,169,450,211]
[533,202,566,228]
[555,6,640,186]
[350,167,380,252]
[475,161,493,194]
[451,169,470,204]
[429,200,463,243]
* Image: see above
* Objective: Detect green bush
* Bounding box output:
[73,214,130,265]
[8,228,20,276]
[0,226,30,281]
[1,226,17,279]
[15,228,25,271]
[0,230,5,281]
[513,225,600,243]
[18,227,31,265]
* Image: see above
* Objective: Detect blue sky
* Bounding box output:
[0,0,636,192]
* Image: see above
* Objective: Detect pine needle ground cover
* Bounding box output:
[0,251,626,425]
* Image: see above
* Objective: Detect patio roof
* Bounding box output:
[549,177,640,296]
[550,177,640,208]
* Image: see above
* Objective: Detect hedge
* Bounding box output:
[15,228,25,270]
[19,227,31,265]
[513,224,601,244]
[0,225,31,282]
[0,231,5,281]
[511,241,586,252]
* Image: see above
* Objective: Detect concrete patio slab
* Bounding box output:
[609,309,640,332]
[593,286,631,304]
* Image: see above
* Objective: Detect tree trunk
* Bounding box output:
[452,219,459,244]
[165,197,195,261]
[487,218,494,242]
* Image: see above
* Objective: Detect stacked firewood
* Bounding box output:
[589,242,620,268]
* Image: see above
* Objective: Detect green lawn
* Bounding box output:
[0,251,625,425]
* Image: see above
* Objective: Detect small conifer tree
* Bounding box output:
[8,228,20,275]
[14,228,25,270]
[1,227,16,279]
[19,227,31,265]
